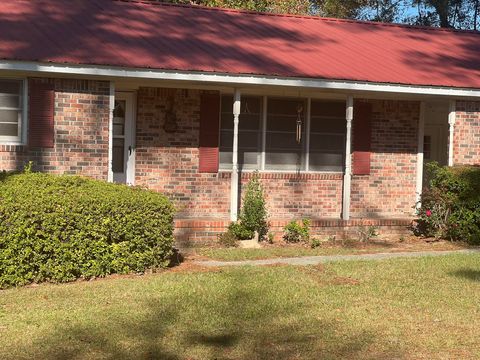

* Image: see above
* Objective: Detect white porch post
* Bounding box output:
[342,96,354,220]
[415,102,426,210]
[230,89,241,222]
[108,81,115,183]
[448,100,456,167]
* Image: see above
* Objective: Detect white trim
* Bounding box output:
[1,60,480,98]
[108,81,115,182]
[416,102,426,210]
[342,96,354,220]
[219,169,343,175]
[448,100,456,166]
[230,89,241,222]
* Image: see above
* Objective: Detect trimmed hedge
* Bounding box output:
[0,172,175,288]
[416,163,480,244]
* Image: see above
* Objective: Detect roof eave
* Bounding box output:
[1,60,479,98]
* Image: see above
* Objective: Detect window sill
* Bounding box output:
[218,170,343,180]
[0,143,26,152]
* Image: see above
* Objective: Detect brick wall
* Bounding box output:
[135,87,230,218]
[454,101,480,165]
[235,172,343,219]
[0,78,110,179]
[350,100,419,218]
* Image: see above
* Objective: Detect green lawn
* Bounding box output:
[1,254,480,359]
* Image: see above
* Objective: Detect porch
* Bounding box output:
[109,80,459,244]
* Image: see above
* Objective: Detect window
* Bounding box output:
[309,100,346,172]
[0,79,24,143]
[265,98,306,171]
[219,95,346,172]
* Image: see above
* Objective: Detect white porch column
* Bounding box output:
[342,96,354,220]
[415,102,426,210]
[230,89,241,222]
[448,100,456,166]
[107,81,115,183]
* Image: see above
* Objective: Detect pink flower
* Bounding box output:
[426,210,432,217]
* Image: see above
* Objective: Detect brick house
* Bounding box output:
[0,0,479,243]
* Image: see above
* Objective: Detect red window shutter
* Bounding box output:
[353,102,373,175]
[28,80,55,148]
[199,93,220,173]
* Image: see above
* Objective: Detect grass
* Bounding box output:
[198,239,468,261]
[1,253,480,359]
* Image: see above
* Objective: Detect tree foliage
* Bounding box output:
[164,0,480,30]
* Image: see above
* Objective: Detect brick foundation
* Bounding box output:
[175,218,412,248]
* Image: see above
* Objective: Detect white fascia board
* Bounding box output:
[1,60,480,98]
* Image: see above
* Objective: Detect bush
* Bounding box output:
[217,231,239,248]
[239,173,269,240]
[416,162,480,244]
[227,222,254,240]
[0,172,175,288]
[357,225,379,242]
[310,238,322,249]
[283,219,310,243]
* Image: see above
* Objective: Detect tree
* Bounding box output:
[162,0,480,29]
[167,0,311,14]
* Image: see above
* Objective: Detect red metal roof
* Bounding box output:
[0,0,479,89]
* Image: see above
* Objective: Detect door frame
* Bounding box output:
[110,91,136,185]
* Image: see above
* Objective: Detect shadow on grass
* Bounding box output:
[30,270,404,360]
[450,269,480,282]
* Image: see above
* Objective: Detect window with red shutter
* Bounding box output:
[353,102,373,175]
[28,79,54,148]
[199,93,220,173]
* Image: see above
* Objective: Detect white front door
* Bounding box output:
[112,92,135,184]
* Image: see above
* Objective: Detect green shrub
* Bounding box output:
[416,162,480,244]
[310,238,322,249]
[357,225,379,242]
[283,219,310,243]
[227,222,254,240]
[217,231,239,248]
[0,172,175,288]
[239,173,269,241]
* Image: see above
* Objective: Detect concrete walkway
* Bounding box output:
[196,249,480,267]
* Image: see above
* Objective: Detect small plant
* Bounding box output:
[283,219,310,243]
[23,160,34,174]
[217,231,239,248]
[239,173,269,241]
[357,225,379,242]
[267,232,275,244]
[310,238,322,249]
[227,222,254,240]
